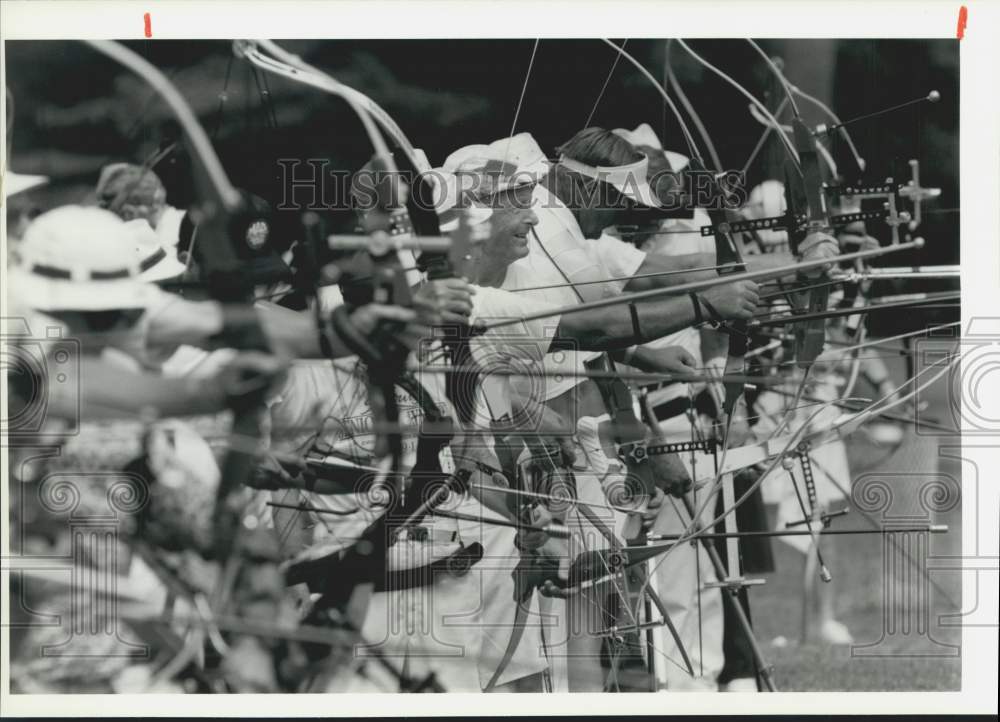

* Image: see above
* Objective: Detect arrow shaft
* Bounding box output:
[649,524,947,541]
[508,262,742,292]
[483,240,926,331]
[751,291,959,327]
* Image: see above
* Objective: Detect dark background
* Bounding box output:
[5,39,959,331]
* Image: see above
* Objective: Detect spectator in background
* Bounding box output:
[94,163,294,297]
[95,163,193,256]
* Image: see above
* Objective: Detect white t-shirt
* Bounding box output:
[466,284,561,426]
[501,184,645,400]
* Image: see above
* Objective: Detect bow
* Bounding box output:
[582,358,696,689]
[83,40,269,556]
[237,46,510,675]
[559,38,951,690]
[81,40,301,693]
[614,38,781,687]
[235,40,437,481]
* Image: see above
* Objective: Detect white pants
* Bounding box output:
[300,493,548,692]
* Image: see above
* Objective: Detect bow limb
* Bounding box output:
[660,46,777,606]
[482,563,536,692]
[675,40,801,172]
[250,39,428,173]
[83,42,271,566]
[664,40,723,173]
[598,39,701,159]
[82,43,240,214]
[82,42,297,695]
[245,38,440,484]
[526,214,677,687]
[788,83,866,174]
[736,48,838,447]
[673,42,844,371]
[244,49,516,676]
[478,437,558,692]
[537,48,755,677]
[237,40,400,483]
[247,36,461,244]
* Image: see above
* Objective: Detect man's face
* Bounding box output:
[570,178,630,239]
[479,185,537,269]
[576,204,624,240]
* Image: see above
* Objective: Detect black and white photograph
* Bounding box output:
[1,1,997,717]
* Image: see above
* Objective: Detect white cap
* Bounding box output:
[9,206,163,311]
[443,132,550,196]
[425,171,492,232]
[612,122,663,151]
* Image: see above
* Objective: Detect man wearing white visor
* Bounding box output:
[439,133,761,691]
[263,164,729,692]
[443,131,758,400]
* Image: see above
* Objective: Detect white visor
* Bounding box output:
[558,154,662,209]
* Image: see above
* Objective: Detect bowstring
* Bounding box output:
[600,39,700,160]
[629,351,958,623]
[500,38,540,172]
[582,38,628,130]
[741,96,789,177]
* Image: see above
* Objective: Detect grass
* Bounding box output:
[749,354,963,692]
